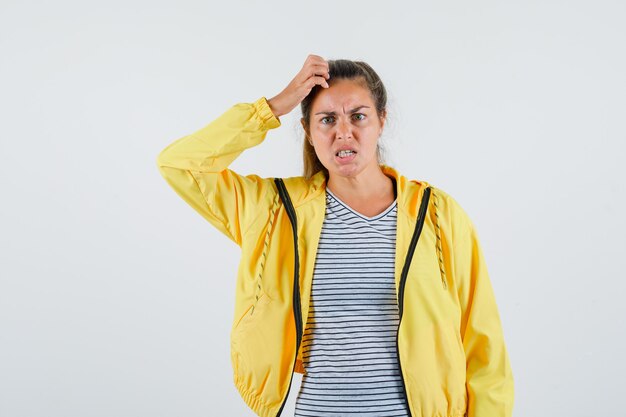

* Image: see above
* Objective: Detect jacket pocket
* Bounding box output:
[230,291,273,380]
[232,291,271,334]
[233,301,255,331]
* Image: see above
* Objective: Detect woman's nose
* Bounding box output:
[335,117,353,139]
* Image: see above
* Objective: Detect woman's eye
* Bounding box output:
[321,114,365,124]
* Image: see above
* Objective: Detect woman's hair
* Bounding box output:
[300,59,388,180]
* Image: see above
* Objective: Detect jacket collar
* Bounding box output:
[283,164,431,219]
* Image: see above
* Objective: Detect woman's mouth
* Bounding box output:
[335,150,357,163]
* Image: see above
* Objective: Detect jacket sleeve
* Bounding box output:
[450,199,515,417]
[156,96,281,246]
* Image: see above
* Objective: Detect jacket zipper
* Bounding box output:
[396,186,431,417]
[274,178,303,417]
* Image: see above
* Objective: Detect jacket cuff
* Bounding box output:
[253,96,281,129]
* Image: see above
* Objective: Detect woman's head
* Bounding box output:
[300,59,388,180]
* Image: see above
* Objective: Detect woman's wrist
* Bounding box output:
[267,97,285,118]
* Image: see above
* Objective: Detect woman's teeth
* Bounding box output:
[337,150,355,157]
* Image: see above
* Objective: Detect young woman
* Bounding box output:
[157,54,514,417]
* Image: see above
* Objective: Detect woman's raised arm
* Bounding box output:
[156,54,330,246]
[156,97,280,246]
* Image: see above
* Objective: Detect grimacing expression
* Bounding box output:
[305,78,386,179]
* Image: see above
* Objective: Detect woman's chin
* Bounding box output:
[329,164,361,178]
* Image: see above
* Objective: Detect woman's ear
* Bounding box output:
[301,118,313,146]
[379,109,387,134]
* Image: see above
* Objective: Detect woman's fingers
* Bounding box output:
[308,64,330,80]
[268,54,330,117]
[305,54,327,67]
[306,75,329,89]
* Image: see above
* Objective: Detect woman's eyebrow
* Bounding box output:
[315,105,370,115]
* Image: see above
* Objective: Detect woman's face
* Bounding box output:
[304,78,385,179]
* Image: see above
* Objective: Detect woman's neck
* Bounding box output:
[326,167,396,205]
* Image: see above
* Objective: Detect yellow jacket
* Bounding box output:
[156,96,514,417]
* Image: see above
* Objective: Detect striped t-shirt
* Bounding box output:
[294,187,409,417]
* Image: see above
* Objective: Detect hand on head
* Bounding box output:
[267,54,330,118]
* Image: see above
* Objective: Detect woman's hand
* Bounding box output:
[267,54,330,118]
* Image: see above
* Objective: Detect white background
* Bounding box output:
[1,1,625,416]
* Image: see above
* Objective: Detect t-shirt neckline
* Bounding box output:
[325,188,397,222]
